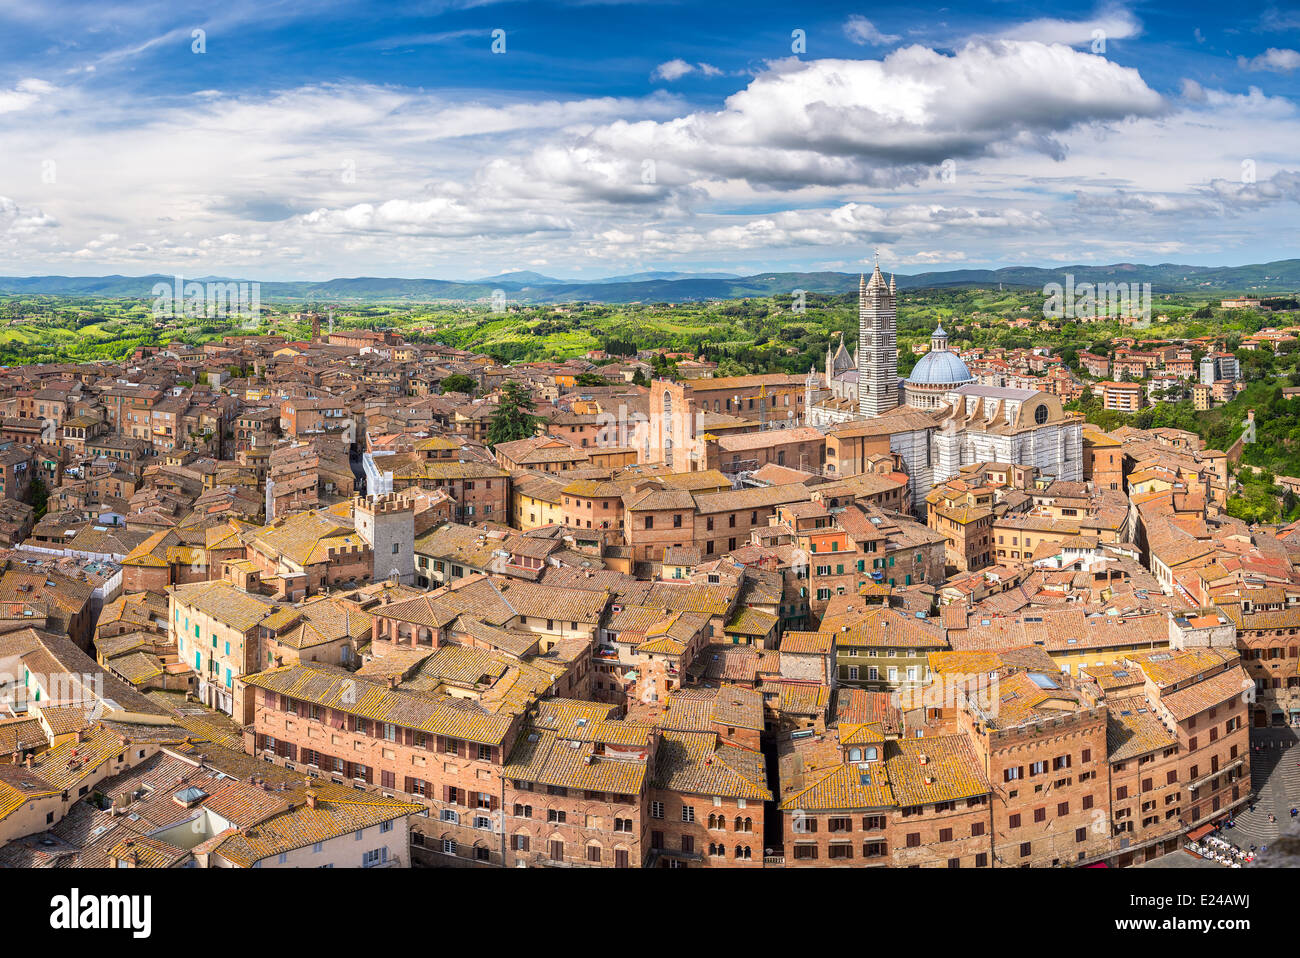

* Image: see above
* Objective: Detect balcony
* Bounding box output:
[1187,758,1244,792]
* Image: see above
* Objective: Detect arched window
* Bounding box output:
[849,747,862,762]
[734,815,742,830]
[734,845,744,859]
[742,846,752,859]
[743,817,752,832]
[865,746,878,761]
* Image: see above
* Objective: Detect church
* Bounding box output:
[806,258,1083,512]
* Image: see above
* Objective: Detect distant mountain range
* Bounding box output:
[2,260,1299,304]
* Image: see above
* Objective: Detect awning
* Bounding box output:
[1187,823,1216,841]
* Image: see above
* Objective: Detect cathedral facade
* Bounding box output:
[806,258,1083,513]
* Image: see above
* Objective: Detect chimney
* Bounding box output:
[24,754,33,768]
[305,789,319,810]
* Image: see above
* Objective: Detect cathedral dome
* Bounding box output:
[908,348,972,386]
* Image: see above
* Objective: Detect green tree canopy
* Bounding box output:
[440,373,477,395]
[486,381,541,447]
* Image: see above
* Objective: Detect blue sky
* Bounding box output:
[1,0,1298,279]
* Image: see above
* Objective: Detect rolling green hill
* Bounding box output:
[4,258,1300,304]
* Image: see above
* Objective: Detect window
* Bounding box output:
[681,805,695,823]
[650,801,664,819]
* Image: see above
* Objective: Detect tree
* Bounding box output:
[28,476,48,520]
[576,372,609,387]
[440,374,476,395]
[486,382,541,448]
[630,368,649,386]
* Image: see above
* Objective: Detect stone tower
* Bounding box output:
[354,493,415,586]
[857,258,899,418]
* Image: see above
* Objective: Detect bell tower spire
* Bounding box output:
[857,254,899,418]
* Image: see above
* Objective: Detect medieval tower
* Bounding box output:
[354,493,416,586]
[857,258,899,418]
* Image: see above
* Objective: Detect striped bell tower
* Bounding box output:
[857,255,899,417]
